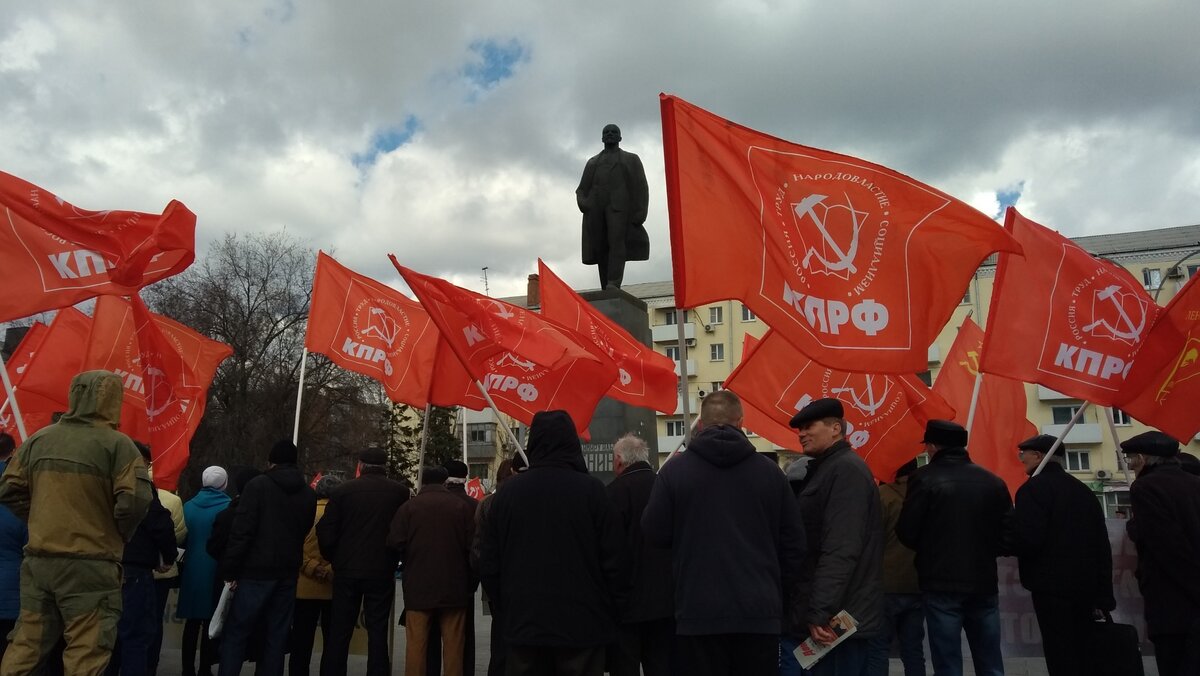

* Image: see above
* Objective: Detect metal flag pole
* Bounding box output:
[663,415,702,464]
[472,381,529,467]
[960,310,984,435]
[0,352,28,441]
[1103,407,1134,484]
[1032,402,1089,477]
[462,406,468,463]
[415,403,432,487]
[675,308,693,445]
[292,348,309,445]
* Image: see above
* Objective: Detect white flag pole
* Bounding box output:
[462,407,468,463]
[472,381,529,467]
[292,348,309,445]
[0,353,28,442]
[1032,402,1089,476]
[965,371,984,435]
[675,309,693,444]
[1104,407,1134,484]
[415,403,432,487]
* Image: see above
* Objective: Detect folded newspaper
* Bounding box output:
[793,610,859,669]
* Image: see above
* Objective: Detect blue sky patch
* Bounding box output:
[463,38,527,91]
[995,181,1025,218]
[353,115,420,168]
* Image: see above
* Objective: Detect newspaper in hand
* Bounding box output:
[793,610,859,669]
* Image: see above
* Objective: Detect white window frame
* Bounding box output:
[710,343,725,361]
[665,346,680,361]
[1112,409,1133,426]
[1065,449,1091,472]
[666,419,685,437]
[663,309,677,326]
[741,304,757,322]
[709,306,724,325]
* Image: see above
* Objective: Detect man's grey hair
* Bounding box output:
[614,433,649,465]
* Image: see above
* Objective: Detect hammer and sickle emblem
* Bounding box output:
[362,307,401,349]
[959,349,981,377]
[1081,285,1148,344]
[831,375,893,417]
[1155,338,1200,403]
[793,192,865,276]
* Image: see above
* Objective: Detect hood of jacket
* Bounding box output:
[59,370,124,429]
[688,424,756,468]
[265,464,308,494]
[190,486,232,511]
[526,410,587,472]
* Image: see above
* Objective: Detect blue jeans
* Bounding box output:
[780,635,804,676]
[867,594,925,676]
[106,566,157,676]
[806,637,870,675]
[218,578,297,676]
[922,592,1002,676]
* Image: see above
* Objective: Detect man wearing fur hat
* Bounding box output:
[218,439,317,676]
[1121,431,1200,676]
[897,420,1011,676]
[1011,434,1113,676]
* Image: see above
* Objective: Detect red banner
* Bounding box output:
[730,335,802,452]
[465,477,486,500]
[394,258,617,434]
[0,171,195,322]
[934,317,1034,495]
[1,322,52,438]
[305,252,444,408]
[725,331,954,480]
[661,94,1020,373]
[5,308,94,438]
[81,296,232,490]
[1119,274,1200,441]
[980,209,1159,406]
[538,260,678,413]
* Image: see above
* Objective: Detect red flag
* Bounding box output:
[5,323,48,387]
[0,323,53,438]
[309,471,324,489]
[6,308,94,437]
[305,252,443,408]
[82,295,232,490]
[935,317,1033,495]
[731,335,803,452]
[661,94,1020,373]
[465,477,486,500]
[725,331,954,481]
[980,209,1158,406]
[394,258,618,434]
[1118,275,1200,441]
[0,171,195,322]
[537,259,678,413]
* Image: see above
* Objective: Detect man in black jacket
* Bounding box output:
[1122,431,1200,676]
[316,447,410,676]
[1011,434,1114,676]
[479,410,626,676]
[897,420,1011,676]
[440,458,477,675]
[642,390,805,676]
[786,397,883,675]
[606,434,672,676]
[218,440,317,676]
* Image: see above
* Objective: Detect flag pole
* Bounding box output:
[472,381,529,467]
[461,407,468,463]
[0,352,28,442]
[965,372,984,434]
[675,308,693,444]
[292,348,308,445]
[1032,402,1089,476]
[663,415,702,464]
[415,403,431,488]
[1103,407,1133,484]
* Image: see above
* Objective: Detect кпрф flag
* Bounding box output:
[725,330,954,481]
[538,259,678,414]
[980,208,1159,406]
[4,308,93,439]
[0,171,195,322]
[661,94,1021,374]
[393,257,618,434]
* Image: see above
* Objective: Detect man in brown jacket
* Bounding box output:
[870,458,925,676]
[389,466,476,676]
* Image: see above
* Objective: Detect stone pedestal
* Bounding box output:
[576,287,662,484]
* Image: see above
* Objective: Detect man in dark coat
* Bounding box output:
[316,447,410,676]
[786,397,884,675]
[575,124,650,289]
[1122,431,1200,676]
[219,439,318,676]
[1011,434,1114,676]
[897,420,1012,676]
[605,434,672,676]
[479,410,627,676]
[472,455,526,676]
[440,458,478,674]
[389,466,476,676]
[642,390,805,676]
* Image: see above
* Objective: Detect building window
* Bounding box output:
[962,289,971,304]
[741,304,757,321]
[1065,449,1091,472]
[467,424,491,443]
[1143,268,1162,290]
[1112,409,1133,426]
[663,309,677,326]
[1051,405,1083,425]
[1188,264,1200,278]
[666,419,685,437]
[711,381,724,392]
[709,307,724,325]
[469,463,488,479]
[665,346,680,360]
[710,343,725,361]
[1104,491,1131,518]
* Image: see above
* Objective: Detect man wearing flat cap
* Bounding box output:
[317,447,411,676]
[783,397,883,674]
[897,420,1011,676]
[1120,431,1200,676]
[1011,434,1113,676]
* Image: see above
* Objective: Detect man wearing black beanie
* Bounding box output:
[218,439,317,676]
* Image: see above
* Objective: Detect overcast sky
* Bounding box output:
[3,1,1198,299]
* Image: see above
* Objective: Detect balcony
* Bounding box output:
[672,359,697,378]
[1037,386,1076,401]
[652,323,695,344]
[672,396,701,416]
[927,344,941,364]
[1041,423,1103,444]
[660,435,685,454]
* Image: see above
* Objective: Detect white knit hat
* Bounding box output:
[202,466,229,491]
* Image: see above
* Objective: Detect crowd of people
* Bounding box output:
[0,370,1197,676]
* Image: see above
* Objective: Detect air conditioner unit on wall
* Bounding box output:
[1096,469,1111,480]
[1166,265,1184,279]
[684,338,696,347]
